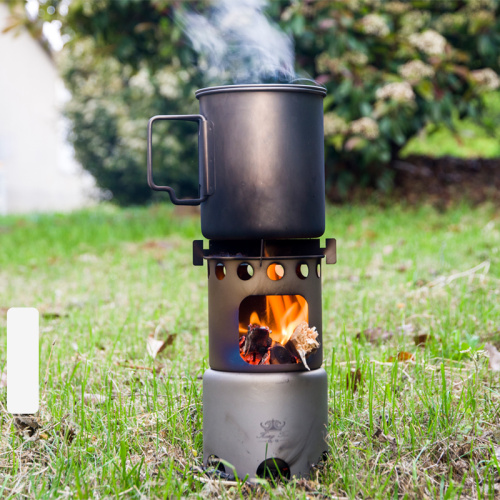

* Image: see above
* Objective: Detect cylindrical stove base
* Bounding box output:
[203,368,328,479]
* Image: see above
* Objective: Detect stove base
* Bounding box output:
[203,368,328,479]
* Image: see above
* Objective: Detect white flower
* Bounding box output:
[467,0,495,10]
[129,68,155,96]
[343,51,368,66]
[400,11,431,35]
[384,2,411,14]
[470,68,500,90]
[470,10,495,27]
[360,14,390,37]
[324,113,348,136]
[409,30,447,56]
[398,60,435,84]
[155,70,180,99]
[344,0,361,10]
[119,119,148,138]
[349,117,380,140]
[317,53,340,74]
[376,82,415,102]
[177,70,190,83]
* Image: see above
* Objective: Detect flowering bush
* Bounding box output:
[11,0,500,203]
[283,0,500,196]
[58,35,203,205]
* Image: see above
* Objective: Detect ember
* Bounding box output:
[240,324,272,364]
[239,321,319,368]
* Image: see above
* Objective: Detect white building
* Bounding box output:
[0,4,94,214]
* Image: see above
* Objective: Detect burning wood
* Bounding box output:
[285,321,319,370]
[240,324,272,365]
[239,321,319,368]
[269,345,296,364]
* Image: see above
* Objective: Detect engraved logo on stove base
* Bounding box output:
[257,419,287,444]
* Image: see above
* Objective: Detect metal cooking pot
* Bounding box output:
[147,84,326,240]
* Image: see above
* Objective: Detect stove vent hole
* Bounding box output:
[215,263,226,280]
[267,263,284,281]
[206,454,225,473]
[256,458,290,480]
[296,262,309,279]
[237,263,254,280]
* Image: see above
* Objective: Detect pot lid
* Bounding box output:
[195,83,327,98]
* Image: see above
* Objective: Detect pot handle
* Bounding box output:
[147,114,212,206]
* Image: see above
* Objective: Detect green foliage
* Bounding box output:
[54,1,207,205]
[11,0,500,203]
[286,0,500,197]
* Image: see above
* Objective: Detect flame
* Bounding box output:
[239,295,308,345]
[267,264,284,281]
[250,311,260,324]
[239,310,261,334]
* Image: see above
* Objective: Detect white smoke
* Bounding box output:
[178,0,297,84]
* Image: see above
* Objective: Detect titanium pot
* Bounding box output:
[147,84,327,240]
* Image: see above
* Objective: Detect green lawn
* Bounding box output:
[1,202,500,498]
[403,93,500,159]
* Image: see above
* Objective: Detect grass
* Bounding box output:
[402,93,500,159]
[402,121,500,159]
[0,202,500,498]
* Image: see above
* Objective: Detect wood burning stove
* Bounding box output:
[147,84,336,479]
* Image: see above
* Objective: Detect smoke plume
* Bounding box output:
[178,0,298,85]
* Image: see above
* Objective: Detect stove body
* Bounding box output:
[147,84,336,479]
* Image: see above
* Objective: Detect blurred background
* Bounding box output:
[2,0,500,212]
[1,5,500,496]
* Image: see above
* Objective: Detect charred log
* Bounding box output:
[269,345,297,364]
[260,351,270,365]
[239,335,246,350]
[242,324,272,356]
[240,324,272,364]
[284,340,300,361]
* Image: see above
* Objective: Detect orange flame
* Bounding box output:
[239,295,308,345]
[250,311,260,325]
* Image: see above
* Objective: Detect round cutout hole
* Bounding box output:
[296,263,309,279]
[267,263,284,281]
[215,262,226,280]
[316,263,321,278]
[256,458,290,480]
[237,263,254,280]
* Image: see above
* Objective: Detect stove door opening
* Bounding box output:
[239,295,319,368]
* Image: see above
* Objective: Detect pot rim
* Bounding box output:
[195,83,326,98]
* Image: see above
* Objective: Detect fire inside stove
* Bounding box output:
[239,295,319,367]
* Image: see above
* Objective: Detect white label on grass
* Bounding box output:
[7,308,39,414]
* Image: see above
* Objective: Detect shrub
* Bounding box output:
[283,0,500,198]
[10,0,500,204]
